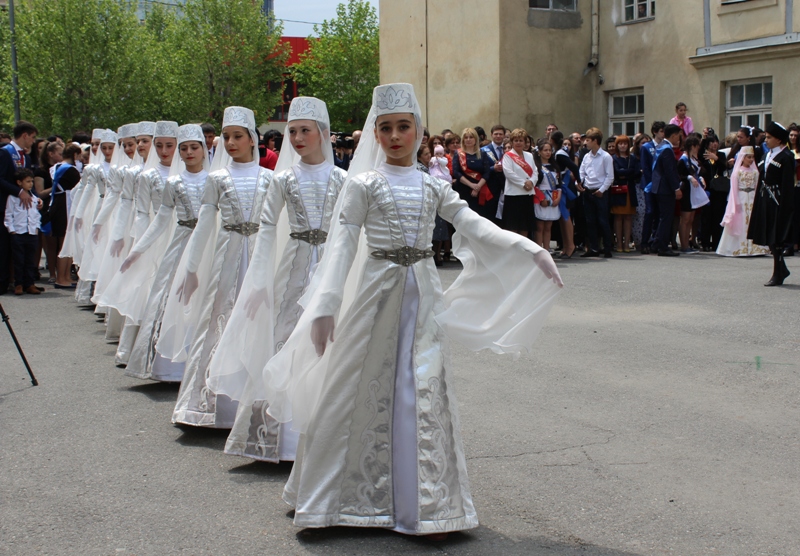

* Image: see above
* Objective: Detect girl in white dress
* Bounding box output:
[208,97,346,462]
[534,139,562,250]
[159,106,273,428]
[717,146,770,257]
[253,84,563,537]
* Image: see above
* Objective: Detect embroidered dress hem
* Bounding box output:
[288,509,479,535]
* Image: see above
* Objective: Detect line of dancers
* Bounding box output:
[61,84,564,538]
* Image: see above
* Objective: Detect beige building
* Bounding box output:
[380,0,800,139]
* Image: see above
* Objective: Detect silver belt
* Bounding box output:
[290,229,327,245]
[223,222,259,236]
[99,194,105,198]
[177,218,198,229]
[739,188,755,193]
[370,246,434,266]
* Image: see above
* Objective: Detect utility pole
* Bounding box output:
[9,0,21,123]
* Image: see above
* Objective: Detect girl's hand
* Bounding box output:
[311,316,335,356]
[120,251,141,273]
[176,272,199,305]
[533,250,564,288]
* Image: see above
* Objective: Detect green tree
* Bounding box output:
[12,0,158,135]
[292,0,379,131]
[169,0,288,127]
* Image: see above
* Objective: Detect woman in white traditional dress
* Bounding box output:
[158,106,273,428]
[99,122,178,365]
[717,146,770,257]
[207,96,346,462]
[92,122,156,346]
[250,84,562,537]
[120,124,209,382]
[73,128,123,305]
[60,128,105,265]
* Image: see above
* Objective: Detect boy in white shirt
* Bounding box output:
[4,169,42,295]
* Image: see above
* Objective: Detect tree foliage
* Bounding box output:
[292,0,379,131]
[1,0,288,135]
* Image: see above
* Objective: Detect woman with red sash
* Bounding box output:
[502,128,539,236]
[452,128,491,211]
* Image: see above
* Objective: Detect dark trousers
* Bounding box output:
[583,190,613,254]
[701,190,727,250]
[11,233,38,288]
[652,192,677,253]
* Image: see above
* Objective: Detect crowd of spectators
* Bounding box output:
[3,103,799,294]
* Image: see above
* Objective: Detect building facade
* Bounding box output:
[380,0,800,138]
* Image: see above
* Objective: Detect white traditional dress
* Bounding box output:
[75,131,120,305]
[124,124,210,382]
[717,151,770,257]
[257,84,562,535]
[208,96,345,462]
[159,105,273,429]
[60,128,104,262]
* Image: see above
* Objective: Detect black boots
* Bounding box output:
[765,250,791,286]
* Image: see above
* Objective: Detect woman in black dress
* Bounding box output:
[452,127,491,211]
[677,135,703,253]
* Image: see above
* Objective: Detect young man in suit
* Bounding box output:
[650,124,683,257]
[0,121,39,294]
[480,124,506,224]
[748,121,795,286]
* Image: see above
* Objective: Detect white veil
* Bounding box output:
[257,84,424,431]
[207,97,336,405]
[89,128,104,165]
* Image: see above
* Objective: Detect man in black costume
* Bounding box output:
[748,122,795,286]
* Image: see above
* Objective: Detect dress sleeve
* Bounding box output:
[184,176,219,273]
[436,184,560,356]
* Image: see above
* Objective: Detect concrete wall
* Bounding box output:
[498,0,593,138]
[380,0,800,141]
[379,0,501,134]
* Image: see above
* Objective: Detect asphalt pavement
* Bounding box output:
[1,250,798,555]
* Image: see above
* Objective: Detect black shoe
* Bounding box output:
[783,247,795,257]
[657,250,680,257]
[765,275,785,286]
[640,246,650,255]
[580,250,600,258]
[603,252,613,258]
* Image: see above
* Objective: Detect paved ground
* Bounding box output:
[1,251,799,556]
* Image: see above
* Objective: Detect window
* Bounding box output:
[609,90,645,137]
[529,0,577,10]
[623,0,655,21]
[726,79,772,133]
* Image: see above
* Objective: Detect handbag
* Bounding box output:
[610,184,628,195]
[709,176,730,193]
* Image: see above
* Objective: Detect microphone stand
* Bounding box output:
[0,303,38,386]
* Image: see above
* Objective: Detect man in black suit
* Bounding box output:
[0,121,38,294]
[748,121,795,286]
[650,124,683,257]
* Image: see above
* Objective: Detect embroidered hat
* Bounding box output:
[177,124,205,145]
[118,124,137,139]
[222,106,256,132]
[154,121,179,138]
[137,121,156,137]
[373,83,418,118]
[740,146,754,155]
[287,97,330,128]
[100,129,118,144]
[91,128,105,141]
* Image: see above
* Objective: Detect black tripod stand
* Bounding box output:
[0,303,38,386]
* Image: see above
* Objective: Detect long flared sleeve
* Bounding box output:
[72,167,96,221]
[183,181,220,273]
[207,175,285,403]
[92,168,122,227]
[130,184,175,255]
[436,180,561,356]
[134,172,155,239]
[110,167,135,241]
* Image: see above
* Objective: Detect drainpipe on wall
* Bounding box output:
[584,0,599,75]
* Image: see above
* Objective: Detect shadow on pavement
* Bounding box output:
[174,425,229,450]
[123,381,180,402]
[294,525,643,555]
[227,460,293,484]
